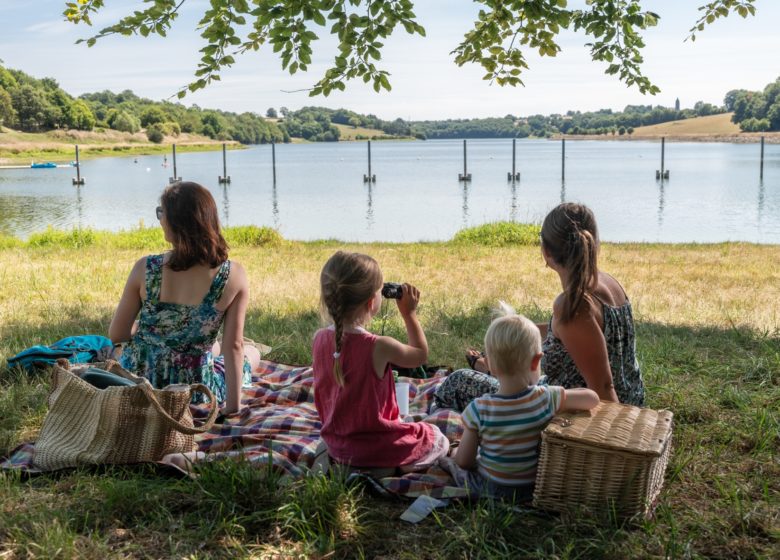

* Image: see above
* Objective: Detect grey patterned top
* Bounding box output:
[541,297,644,406]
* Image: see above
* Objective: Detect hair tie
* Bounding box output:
[333,351,341,359]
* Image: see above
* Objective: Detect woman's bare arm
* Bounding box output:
[108,258,145,344]
[554,304,619,402]
[220,262,249,414]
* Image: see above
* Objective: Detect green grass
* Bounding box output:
[20,225,281,251]
[0,227,778,558]
[452,222,541,246]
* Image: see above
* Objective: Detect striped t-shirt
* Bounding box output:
[461,385,565,487]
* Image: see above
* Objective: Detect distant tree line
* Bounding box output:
[0,65,285,144]
[4,65,775,143]
[726,77,780,132]
[274,106,413,141]
[409,102,726,139]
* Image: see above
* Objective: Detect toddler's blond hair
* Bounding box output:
[484,302,541,386]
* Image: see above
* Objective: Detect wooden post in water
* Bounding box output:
[656,137,670,180]
[271,140,277,183]
[72,144,84,185]
[363,140,376,183]
[218,143,231,184]
[561,138,565,181]
[458,139,472,181]
[760,136,765,179]
[169,144,181,183]
[661,137,665,177]
[507,138,520,181]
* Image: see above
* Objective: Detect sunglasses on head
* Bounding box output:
[156,206,163,220]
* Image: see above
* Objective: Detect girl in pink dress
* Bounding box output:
[312,251,449,470]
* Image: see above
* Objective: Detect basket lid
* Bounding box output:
[543,401,673,456]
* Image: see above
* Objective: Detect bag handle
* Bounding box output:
[62,359,219,434]
[138,381,219,435]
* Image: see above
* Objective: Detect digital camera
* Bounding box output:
[381,282,403,299]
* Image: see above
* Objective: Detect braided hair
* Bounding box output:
[540,203,599,322]
[319,251,383,386]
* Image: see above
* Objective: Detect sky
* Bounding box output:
[1,0,779,120]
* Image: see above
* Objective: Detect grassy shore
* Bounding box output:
[0,128,242,165]
[0,225,778,559]
[559,113,780,143]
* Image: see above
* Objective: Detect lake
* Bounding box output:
[0,138,778,243]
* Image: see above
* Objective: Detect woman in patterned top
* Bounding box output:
[434,202,645,411]
[109,182,260,414]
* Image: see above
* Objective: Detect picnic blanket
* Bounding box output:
[1,360,469,499]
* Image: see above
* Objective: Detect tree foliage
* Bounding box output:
[66,99,96,130]
[410,102,725,139]
[1,65,284,144]
[0,86,16,129]
[63,0,757,98]
[726,77,780,132]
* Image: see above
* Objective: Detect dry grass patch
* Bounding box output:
[0,235,777,559]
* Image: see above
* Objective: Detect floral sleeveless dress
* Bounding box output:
[120,254,251,404]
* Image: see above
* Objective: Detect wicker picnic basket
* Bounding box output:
[33,360,218,471]
[533,401,673,519]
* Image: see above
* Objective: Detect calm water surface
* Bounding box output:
[0,139,778,243]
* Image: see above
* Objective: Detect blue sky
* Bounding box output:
[1,1,779,119]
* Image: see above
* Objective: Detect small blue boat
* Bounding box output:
[31,162,58,169]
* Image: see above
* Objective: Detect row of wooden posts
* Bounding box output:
[71,136,771,186]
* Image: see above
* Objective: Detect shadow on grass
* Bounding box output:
[1,307,777,558]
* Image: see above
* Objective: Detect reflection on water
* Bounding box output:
[271,181,279,230]
[0,139,778,243]
[76,185,84,229]
[461,182,469,226]
[221,184,230,227]
[366,183,374,229]
[0,195,74,236]
[509,181,518,223]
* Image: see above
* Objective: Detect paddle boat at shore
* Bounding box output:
[0,161,75,170]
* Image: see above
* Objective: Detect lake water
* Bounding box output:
[0,139,778,243]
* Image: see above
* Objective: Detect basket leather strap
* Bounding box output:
[138,381,219,435]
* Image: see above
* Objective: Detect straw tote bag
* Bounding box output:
[33,360,218,470]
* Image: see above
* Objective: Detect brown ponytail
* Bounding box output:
[319,251,383,386]
[541,203,599,322]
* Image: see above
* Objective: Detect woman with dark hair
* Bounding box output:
[109,182,259,414]
[433,202,644,411]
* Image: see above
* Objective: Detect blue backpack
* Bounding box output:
[6,335,114,372]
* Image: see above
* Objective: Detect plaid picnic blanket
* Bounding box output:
[1,360,468,499]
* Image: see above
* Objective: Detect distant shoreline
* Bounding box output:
[3,128,779,167]
[554,133,780,144]
[0,127,245,165]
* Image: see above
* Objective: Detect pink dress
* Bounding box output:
[312,328,437,468]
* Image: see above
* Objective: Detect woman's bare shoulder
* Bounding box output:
[128,256,148,280]
[596,271,628,306]
[221,260,247,295]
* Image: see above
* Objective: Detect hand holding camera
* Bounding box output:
[384,282,420,317]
